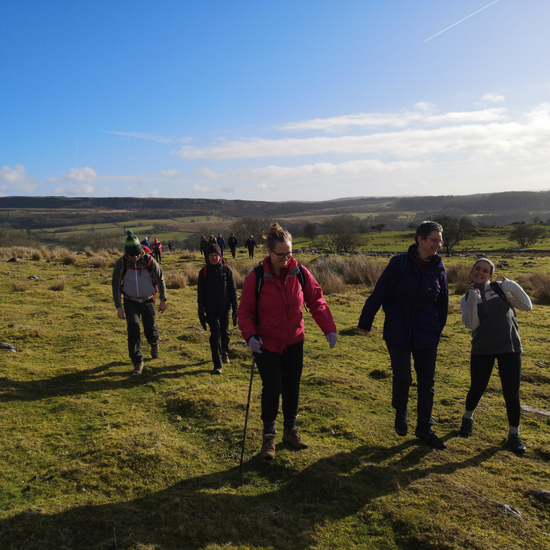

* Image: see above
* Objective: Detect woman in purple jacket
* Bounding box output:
[358,221,449,449]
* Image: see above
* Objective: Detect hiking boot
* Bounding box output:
[394,409,408,436]
[283,428,308,450]
[132,362,144,375]
[415,428,447,449]
[211,367,222,375]
[151,344,160,359]
[508,433,527,454]
[261,433,276,460]
[222,354,230,364]
[460,417,474,437]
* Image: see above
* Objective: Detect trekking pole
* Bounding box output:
[239,356,256,475]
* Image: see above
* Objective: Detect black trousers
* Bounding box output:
[229,246,236,259]
[386,342,438,433]
[206,311,230,369]
[255,340,304,425]
[123,298,159,365]
[466,353,522,427]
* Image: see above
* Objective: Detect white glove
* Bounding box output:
[326,332,337,349]
[248,336,263,354]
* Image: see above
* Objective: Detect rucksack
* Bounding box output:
[120,253,158,299]
[253,262,307,324]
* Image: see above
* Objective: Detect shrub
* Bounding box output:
[49,278,66,291]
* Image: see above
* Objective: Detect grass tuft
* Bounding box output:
[49,277,66,291]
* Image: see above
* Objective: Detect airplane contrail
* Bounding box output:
[424,0,501,42]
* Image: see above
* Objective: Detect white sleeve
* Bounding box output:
[461,290,480,330]
[500,279,532,312]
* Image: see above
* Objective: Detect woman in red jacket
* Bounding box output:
[238,223,337,460]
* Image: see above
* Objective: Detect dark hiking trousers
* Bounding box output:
[124,298,159,365]
[466,352,522,427]
[255,340,304,425]
[206,311,230,369]
[386,342,438,433]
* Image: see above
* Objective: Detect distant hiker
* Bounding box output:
[459,258,532,454]
[217,233,226,257]
[358,221,448,450]
[200,236,208,260]
[197,243,238,375]
[141,236,150,249]
[238,223,337,460]
[112,230,167,375]
[168,241,174,252]
[245,235,258,259]
[152,238,163,264]
[228,232,238,259]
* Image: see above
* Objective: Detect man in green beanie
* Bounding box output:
[112,230,168,375]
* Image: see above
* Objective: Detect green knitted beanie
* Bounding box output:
[125,230,142,255]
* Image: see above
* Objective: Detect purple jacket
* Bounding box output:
[358,244,448,349]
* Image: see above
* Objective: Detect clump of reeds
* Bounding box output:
[184,264,199,286]
[179,250,197,260]
[84,247,95,257]
[62,253,77,265]
[31,249,43,261]
[49,278,66,291]
[13,281,27,292]
[308,255,385,289]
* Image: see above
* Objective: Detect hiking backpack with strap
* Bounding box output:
[120,253,158,299]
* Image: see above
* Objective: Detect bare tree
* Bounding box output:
[432,215,476,254]
[302,222,318,242]
[230,216,276,248]
[325,214,363,253]
[509,224,546,249]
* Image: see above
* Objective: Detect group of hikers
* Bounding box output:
[112,220,533,460]
[200,233,258,260]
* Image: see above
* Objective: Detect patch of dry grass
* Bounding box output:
[12,281,27,292]
[166,270,187,289]
[89,256,108,269]
[49,278,66,291]
[518,272,550,304]
[446,263,472,295]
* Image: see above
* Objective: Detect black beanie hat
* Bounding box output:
[206,243,221,257]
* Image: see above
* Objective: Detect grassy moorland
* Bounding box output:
[1,246,550,550]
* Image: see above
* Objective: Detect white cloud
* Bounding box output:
[481,92,506,103]
[220,187,234,193]
[106,131,194,144]
[174,104,550,161]
[49,166,98,183]
[52,184,96,196]
[0,164,37,192]
[194,184,213,192]
[193,167,220,179]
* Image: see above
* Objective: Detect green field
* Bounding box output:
[1,247,550,549]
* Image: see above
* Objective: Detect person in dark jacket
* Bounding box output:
[200,236,209,260]
[112,230,167,375]
[459,258,532,453]
[358,220,448,449]
[245,235,258,259]
[228,233,238,259]
[217,233,226,257]
[197,243,238,374]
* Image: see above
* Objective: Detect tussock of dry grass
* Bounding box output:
[446,263,472,294]
[178,250,197,260]
[89,256,108,269]
[518,272,550,304]
[84,247,95,257]
[49,278,66,291]
[308,255,385,291]
[183,264,200,286]
[166,271,187,289]
[12,282,27,292]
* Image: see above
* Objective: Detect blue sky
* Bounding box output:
[1,0,549,201]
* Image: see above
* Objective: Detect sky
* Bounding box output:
[1,0,550,202]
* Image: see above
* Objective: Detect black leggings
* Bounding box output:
[466,353,522,427]
[254,341,304,425]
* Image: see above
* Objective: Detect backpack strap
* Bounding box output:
[490,281,507,301]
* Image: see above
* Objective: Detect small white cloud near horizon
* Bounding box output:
[49,167,98,183]
[481,92,506,103]
[256,183,276,191]
[106,131,194,144]
[193,167,220,179]
[52,184,96,195]
[139,189,160,197]
[220,187,234,193]
[194,183,213,192]
[0,164,37,193]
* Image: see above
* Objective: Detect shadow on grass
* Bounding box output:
[0,361,213,403]
[0,441,501,549]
